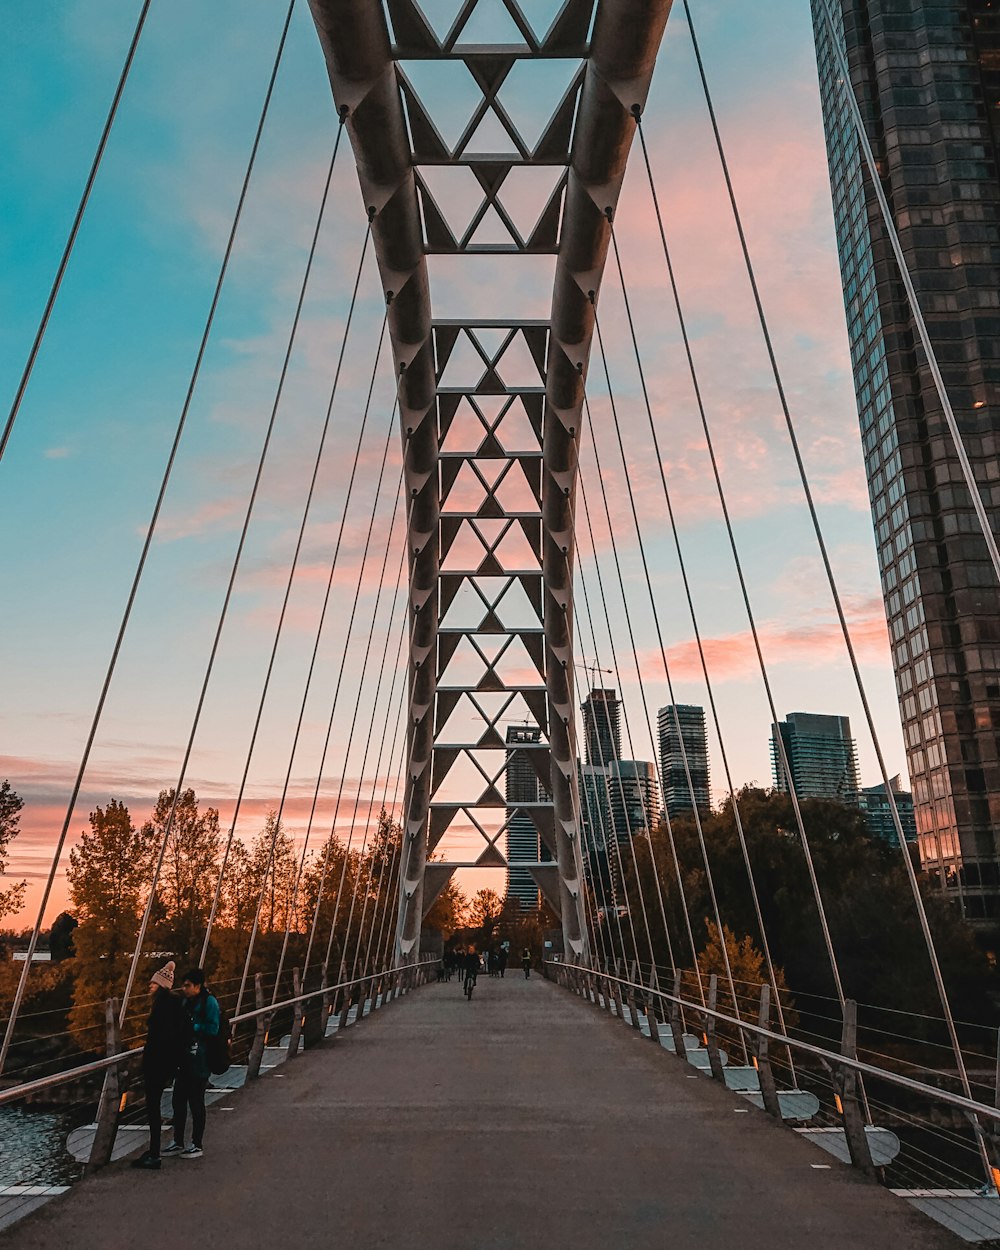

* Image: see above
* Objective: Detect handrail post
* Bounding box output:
[610,959,626,1021]
[646,969,661,1045]
[669,971,686,1059]
[286,967,304,1060]
[87,997,125,1170]
[601,961,613,1013]
[303,969,326,1049]
[837,999,876,1173]
[247,973,268,1080]
[628,960,642,1031]
[755,984,781,1118]
[338,977,355,1031]
[705,974,725,1082]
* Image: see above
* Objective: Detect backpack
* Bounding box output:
[205,998,231,1076]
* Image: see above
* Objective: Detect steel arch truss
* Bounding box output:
[308,0,671,960]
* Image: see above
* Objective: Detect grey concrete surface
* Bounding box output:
[2,973,960,1249]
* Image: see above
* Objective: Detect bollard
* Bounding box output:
[286,967,304,1060]
[645,970,661,1045]
[669,971,687,1060]
[247,973,269,1080]
[88,998,125,1170]
[627,960,642,1031]
[755,984,781,1118]
[836,1000,876,1174]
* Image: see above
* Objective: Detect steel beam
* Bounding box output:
[307,0,671,962]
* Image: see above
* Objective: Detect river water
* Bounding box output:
[0,1107,82,1188]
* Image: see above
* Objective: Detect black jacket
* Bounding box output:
[142,988,190,1084]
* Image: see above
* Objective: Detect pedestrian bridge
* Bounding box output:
[0,969,983,1249]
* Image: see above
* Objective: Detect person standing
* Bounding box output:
[521,947,532,979]
[497,948,508,979]
[131,961,188,1171]
[163,967,220,1160]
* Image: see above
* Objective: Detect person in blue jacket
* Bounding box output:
[163,967,220,1160]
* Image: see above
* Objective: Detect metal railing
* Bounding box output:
[0,959,437,1123]
[545,959,1000,1189]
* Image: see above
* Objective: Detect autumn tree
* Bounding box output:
[144,788,221,963]
[0,780,27,923]
[424,877,468,941]
[249,811,298,935]
[468,887,504,937]
[67,800,155,1045]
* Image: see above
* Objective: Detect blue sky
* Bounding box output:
[0,0,905,920]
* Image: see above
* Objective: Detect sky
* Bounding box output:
[0,0,905,926]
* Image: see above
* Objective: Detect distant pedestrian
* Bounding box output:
[521,948,531,979]
[498,948,508,978]
[487,949,498,978]
[131,961,189,1171]
[163,968,220,1161]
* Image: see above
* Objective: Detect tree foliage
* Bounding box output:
[0,780,27,922]
[67,800,156,1044]
[144,788,221,964]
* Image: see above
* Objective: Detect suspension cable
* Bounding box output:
[606,222,794,1070]
[578,428,704,999]
[200,227,379,964]
[276,526,407,1000]
[589,288,744,1051]
[0,0,297,1076]
[682,0,978,1136]
[297,419,403,979]
[631,110,849,1027]
[235,417,402,1014]
[119,109,347,1025]
[570,517,658,976]
[347,605,410,985]
[349,615,409,982]
[0,0,153,466]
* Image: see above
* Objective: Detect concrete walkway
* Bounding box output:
[3,972,960,1249]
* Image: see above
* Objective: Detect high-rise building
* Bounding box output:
[860,775,919,848]
[811,1,1000,917]
[608,760,661,840]
[771,712,861,805]
[582,688,621,767]
[505,725,545,911]
[657,704,711,816]
[578,762,614,896]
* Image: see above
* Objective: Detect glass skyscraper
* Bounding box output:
[812,0,1000,917]
[771,712,861,806]
[581,688,621,767]
[657,704,711,816]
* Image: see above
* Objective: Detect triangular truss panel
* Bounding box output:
[315,0,671,960]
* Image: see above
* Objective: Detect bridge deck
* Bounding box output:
[4,974,959,1249]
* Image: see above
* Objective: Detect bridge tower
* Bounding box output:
[308,0,670,962]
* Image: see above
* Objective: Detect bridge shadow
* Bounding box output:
[1,973,960,1249]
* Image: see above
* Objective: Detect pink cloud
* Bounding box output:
[638,595,890,684]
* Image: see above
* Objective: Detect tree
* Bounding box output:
[424,877,468,940]
[0,780,27,922]
[49,911,78,962]
[468,887,504,937]
[144,788,221,963]
[67,800,155,1045]
[249,811,298,935]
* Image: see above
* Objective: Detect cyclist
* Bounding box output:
[463,947,480,1000]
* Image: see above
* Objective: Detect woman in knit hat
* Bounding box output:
[131,960,190,1171]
